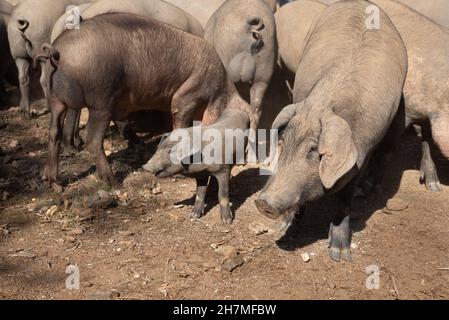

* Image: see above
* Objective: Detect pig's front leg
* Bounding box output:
[214,167,233,224]
[191,176,208,220]
[420,124,441,192]
[15,58,31,117]
[329,186,356,262]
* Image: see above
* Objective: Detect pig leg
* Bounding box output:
[43,99,67,185]
[328,182,359,262]
[62,108,82,154]
[214,167,233,224]
[39,61,49,104]
[191,176,209,220]
[328,213,351,262]
[85,110,118,187]
[250,81,268,127]
[15,58,31,117]
[420,123,441,192]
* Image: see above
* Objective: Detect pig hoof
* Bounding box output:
[220,209,234,225]
[329,247,352,262]
[328,221,352,262]
[221,215,234,225]
[19,109,31,120]
[190,210,203,220]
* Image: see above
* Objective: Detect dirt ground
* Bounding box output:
[0,92,449,300]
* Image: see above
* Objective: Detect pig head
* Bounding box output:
[255,103,358,219]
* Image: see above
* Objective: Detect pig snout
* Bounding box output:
[254,193,283,220]
[142,161,163,176]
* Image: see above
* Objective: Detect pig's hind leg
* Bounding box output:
[43,98,67,185]
[191,176,209,220]
[420,123,442,192]
[85,109,118,187]
[214,166,233,225]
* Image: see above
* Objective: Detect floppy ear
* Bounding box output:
[318,113,358,189]
[272,104,297,131]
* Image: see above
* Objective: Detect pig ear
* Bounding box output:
[318,113,358,189]
[272,104,297,131]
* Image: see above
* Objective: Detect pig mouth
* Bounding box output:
[154,170,171,178]
[254,198,283,220]
[255,199,299,221]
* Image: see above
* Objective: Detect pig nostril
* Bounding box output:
[255,198,281,220]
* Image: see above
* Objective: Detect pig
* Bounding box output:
[319,0,449,29]
[164,0,278,28]
[49,0,205,152]
[51,0,204,42]
[204,0,277,127]
[143,107,252,224]
[275,0,326,74]
[366,0,449,192]
[36,13,254,188]
[255,0,408,262]
[279,0,449,192]
[7,0,91,117]
[395,0,449,29]
[0,0,16,94]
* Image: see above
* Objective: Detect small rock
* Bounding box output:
[248,222,269,235]
[350,243,358,249]
[167,211,185,223]
[151,186,162,195]
[301,252,311,263]
[88,190,114,209]
[118,230,134,237]
[215,245,238,259]
[76,208,94,222]
[9,140,19,148]
[222,255,245,272]
[64,236,76,243]
[45,205,58,217]
[81,281,94,288]
[8,250,36,259]
[67,228,84,236]
[386,198,409,212]
[52,183,63,194]
[27,202,39,212]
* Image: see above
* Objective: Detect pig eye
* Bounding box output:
[308,146,318,154]
[307,146,318,159]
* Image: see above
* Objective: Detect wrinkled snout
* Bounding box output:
[142,160,166,177]
[254,193,283,220]
[142,161,158,174]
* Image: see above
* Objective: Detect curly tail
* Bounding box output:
[33,43,60,69]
